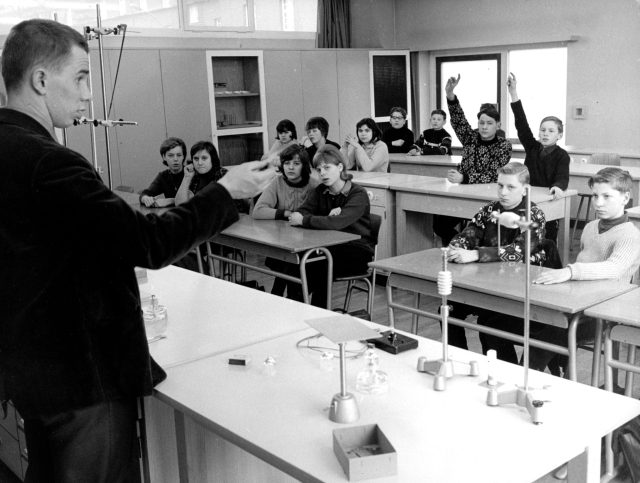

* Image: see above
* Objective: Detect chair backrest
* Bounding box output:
[590,153,621,166]
[369,213,383,249]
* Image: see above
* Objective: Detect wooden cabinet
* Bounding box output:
[0,402,27,480]
[363,186,395,260]
[206,51,268,166]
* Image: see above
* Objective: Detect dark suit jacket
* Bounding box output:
[0,108,238,417]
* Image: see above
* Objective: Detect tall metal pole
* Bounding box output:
[523,186,531,392]
[96,4,113,189]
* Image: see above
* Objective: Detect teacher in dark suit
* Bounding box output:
[0,19,275,482]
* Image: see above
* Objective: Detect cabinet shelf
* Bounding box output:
[215,92,260,98]
[217,122,262,130]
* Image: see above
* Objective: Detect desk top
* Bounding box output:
[628,206,640,220]
[370,248,635,314]
[584,287,640,326]
[155,325,640,483]
[569,163,640,179]
[389,153,461,167]
[349,170,427,188]
[213,214,360,253]
[144,266,327,368]
[388,177,577,204]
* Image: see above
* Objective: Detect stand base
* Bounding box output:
[417,357,479,391]
[329,392,360,424]
[369,330,418,355]
[486,385,548,424]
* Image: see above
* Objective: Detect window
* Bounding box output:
[436,54,500,148]
[507,47,567,145]
[0,0,317,35]
[370,51,412,123]
[432,47,567,147]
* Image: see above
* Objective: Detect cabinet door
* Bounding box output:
[300,51,340,143]
[107,49,167,191]
[337,51,371,143]
[161,50,212,149]
[263,51,304,143]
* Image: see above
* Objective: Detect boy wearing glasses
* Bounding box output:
[382,107,414,153]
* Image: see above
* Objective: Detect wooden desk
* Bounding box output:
[391,178,576,263]
[150,326,640,483]
[627,205,640,231]
[143,266,327,369]
[584,287,640,327]
[369,249,636,381]
[210,215,361,309]
[389,153,460,177]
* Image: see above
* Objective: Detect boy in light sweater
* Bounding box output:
[532,167,640,372]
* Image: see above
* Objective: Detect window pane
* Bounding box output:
[254,0,317,32]
[437,56,500,147]
[507,47,567,145]
[0,0,179,32]
[184,0,251,30]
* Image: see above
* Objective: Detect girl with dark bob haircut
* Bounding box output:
[341,117,389,172]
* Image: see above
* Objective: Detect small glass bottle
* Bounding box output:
[356,344,388,395]
[143,295,168,342]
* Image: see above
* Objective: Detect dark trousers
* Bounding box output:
[443,302,493,351]
[433,215,463,246]
[24,398,139,483]
[265,257,287,296]
[544,220,559,245]
[285,244,372,308]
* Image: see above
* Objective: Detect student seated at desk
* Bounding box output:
[445,162,548,355]
[508,72,570,243]
[381,106,414,154]
[341,117,389,172]
[530,167,640,374]
[261,119,298,164]
[287,145,375,308]
[301,116,341,161]
[139,137,186,207]
[436,74,512,246]
[253,144,319,295]
[408,109,452,156]
[175,141,226,205]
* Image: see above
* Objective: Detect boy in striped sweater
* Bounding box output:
[532,167,640,372]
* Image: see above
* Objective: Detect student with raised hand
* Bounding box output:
[175,141,226,205]
[434,74,512,246]
[287,144,374,308]
[531,167,640,373]
[261,119,298,164]
[382,106,414,153]
[507,72,570,243]
[139,137,186,207]
[300,116,341,161]
[0,19,275,481]
[444,163,547,355]
[408,109,453,156]
[341,117,389,172]
[253,144,319,295]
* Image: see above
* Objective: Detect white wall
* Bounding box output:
[352,0,640,156]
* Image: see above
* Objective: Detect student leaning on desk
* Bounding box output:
[530,167,640,373]
[444,162,557,365]
[0,19,276,482]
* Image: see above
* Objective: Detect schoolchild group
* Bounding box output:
[140,73,640,376]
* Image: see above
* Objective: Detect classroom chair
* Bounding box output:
[334,213,382,320]
[603,323,640,481]
[570,153,621,246]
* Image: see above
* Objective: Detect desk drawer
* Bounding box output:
[365,187,387,208]
[0,423,22,478]
[0,403,17,438]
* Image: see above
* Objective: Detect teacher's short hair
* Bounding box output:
[2,19,89,92]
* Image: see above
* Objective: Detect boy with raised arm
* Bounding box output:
[508,72,570,242]
[435,74,512,245]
